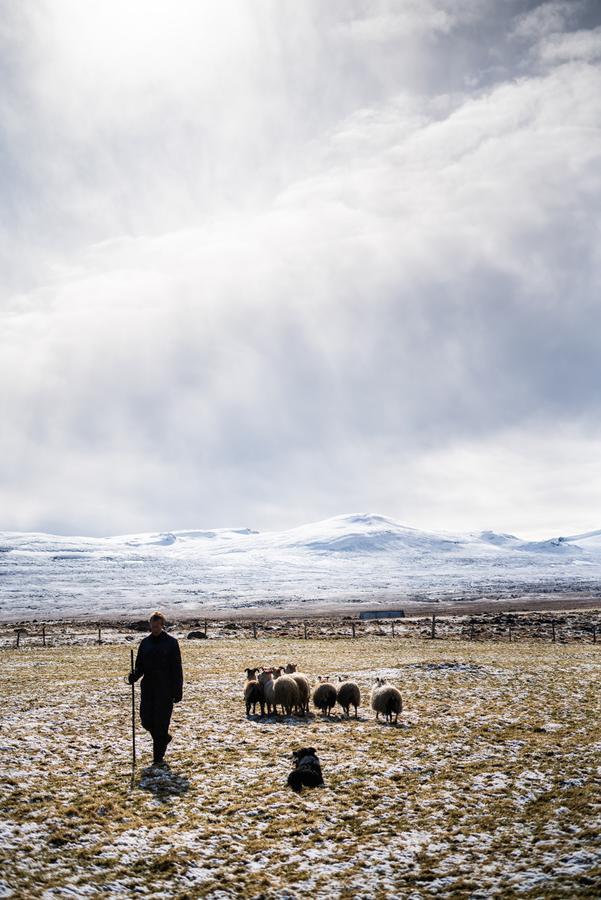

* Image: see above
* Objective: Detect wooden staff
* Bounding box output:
[130,647,136,769]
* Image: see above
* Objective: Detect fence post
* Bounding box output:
[508,624,512,643]
[551,620,556,643]
[593,625,597,645]
[15,629,22,649]
[42,625,46,647]
[391,622,395,638]
[351,622,356,639]
[304,622,308,640]
[252,622,257,639]
[469,620,475,641]
[204,619,208,637]
[431,615,436,639]
[97,626,102,645]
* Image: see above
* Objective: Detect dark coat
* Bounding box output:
[131,631,183,737]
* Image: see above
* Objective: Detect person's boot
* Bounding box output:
[152,735,165,765]
[152,733,172,765]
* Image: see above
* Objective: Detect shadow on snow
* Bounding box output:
[138,763,190,800]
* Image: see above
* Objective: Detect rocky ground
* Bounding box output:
[1,607,600,650]
[0,633,600,897]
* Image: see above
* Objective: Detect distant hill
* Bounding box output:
[1,513,600,620]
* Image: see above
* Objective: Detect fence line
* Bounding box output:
[1,613,599,649]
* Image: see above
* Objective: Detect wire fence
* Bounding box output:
[1,611,599,650]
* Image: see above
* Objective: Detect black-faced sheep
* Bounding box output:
[336,679,361,718]
[371,677,402,723]
[244,667,264,717]
[313,678,337,716]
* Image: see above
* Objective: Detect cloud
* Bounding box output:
[339,6,455,44]
[1,1,601,536]
[536,26,601,63]
[512,1,585,41]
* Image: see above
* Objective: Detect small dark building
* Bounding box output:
[359,609,405,620]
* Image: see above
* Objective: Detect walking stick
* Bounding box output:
[130,647,136,769]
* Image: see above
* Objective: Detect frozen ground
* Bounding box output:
[2,513,601,620]
[0,635,599,897]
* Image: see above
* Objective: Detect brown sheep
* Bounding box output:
[337,679,360,718]
[313,678,337,716]
[244,667,264,717]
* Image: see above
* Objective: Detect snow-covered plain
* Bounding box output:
[2,513,601,620]
[1,637,600,897]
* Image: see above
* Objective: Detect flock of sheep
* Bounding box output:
[243,663,402,723]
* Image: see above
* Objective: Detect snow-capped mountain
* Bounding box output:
[1,513,600,620]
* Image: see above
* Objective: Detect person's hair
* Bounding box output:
[149,611,166,624]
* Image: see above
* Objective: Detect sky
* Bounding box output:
[1,0,601,539]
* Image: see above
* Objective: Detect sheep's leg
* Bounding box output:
[260,701,265,717]
[246,701,251,716]
[354,705,358,719]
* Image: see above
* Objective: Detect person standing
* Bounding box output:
[128,611,183,765]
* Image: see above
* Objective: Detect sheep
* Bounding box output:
[371,677,402,723]
[283,663,311,716]
[258,668,278,715]
[313,678,337,716]
[336,679,361,718]
[273,673,300,716]
[244,667,264,717]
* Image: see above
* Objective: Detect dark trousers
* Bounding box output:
[140,685,173,762]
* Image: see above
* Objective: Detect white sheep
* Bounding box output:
[273,673,300,716]
[284,663,311,716]
[258,667,278,715]
[336,679,361,718]
[370,677,402,723]
[313,678,337,716]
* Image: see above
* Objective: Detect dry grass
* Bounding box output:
[1,636,600,898]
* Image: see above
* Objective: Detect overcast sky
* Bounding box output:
[1,0,601,539]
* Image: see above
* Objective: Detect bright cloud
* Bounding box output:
[1,0,601,537]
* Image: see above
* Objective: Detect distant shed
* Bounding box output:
[359,609,405,620]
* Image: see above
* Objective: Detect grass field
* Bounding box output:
[1,635,600,898]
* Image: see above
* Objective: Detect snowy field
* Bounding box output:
[2,514,601,620]
[1,635,600,898]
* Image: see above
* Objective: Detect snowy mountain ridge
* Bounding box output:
[1,513,601,620]
[3,511,595,553]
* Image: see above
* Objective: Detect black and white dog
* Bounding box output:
[287,747,324,793]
